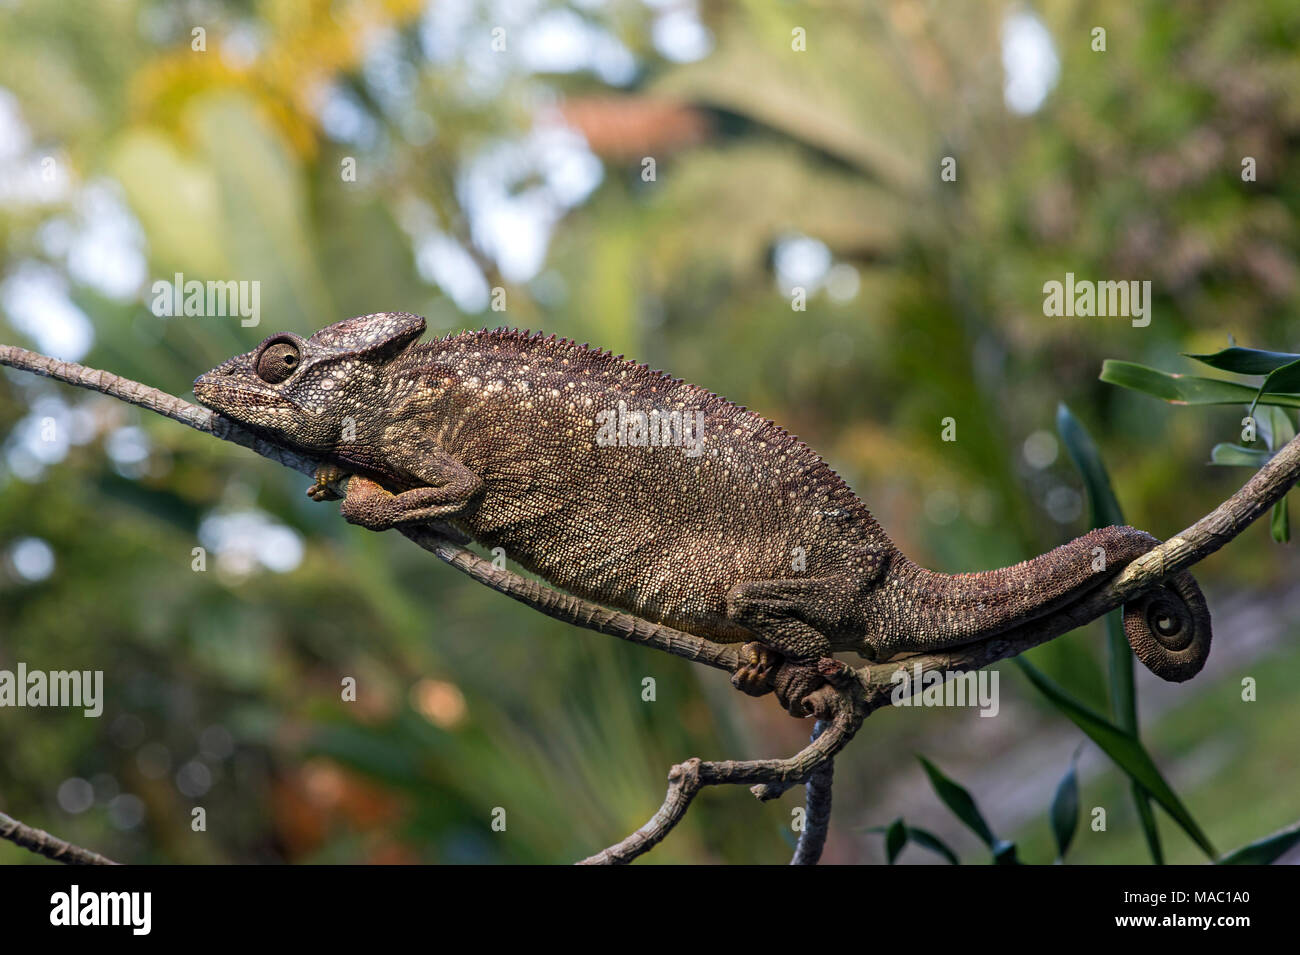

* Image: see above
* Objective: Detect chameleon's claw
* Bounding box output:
[730,644,839,717]
[731,641,780,696]
[307,464,348,502]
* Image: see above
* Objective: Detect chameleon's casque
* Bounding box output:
[195,312,1211,715]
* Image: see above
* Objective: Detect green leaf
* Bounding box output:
[1185,346,1300,375]
[1055,405,1134,723]
[1271,496,1290,544]
[904,825,961,865]
[917,756,995,845]
[1101,360,1300,408]
[917,756,1018,863]
[885,817,906,864]
[1056,404,1123,527]
[1259,405,1297,452]
[866,820,962,864]
[1260,407,1296,544]
[1056,403,1160,862]
[1014,659,1217,860]
[1257,358,1300,398]
[1218,820,1300,865]
[1132,787,1165,865]
[1209,443,1272,467]
[1050,749,1081,861]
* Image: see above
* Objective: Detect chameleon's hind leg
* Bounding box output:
[726,577,844,717]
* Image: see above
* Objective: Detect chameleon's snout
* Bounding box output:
[193,356,252,406]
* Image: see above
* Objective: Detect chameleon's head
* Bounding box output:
[193,312,426,450]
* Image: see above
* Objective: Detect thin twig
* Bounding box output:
[0,810,117,865]
[790,720,834,865]
[578,687,861,864]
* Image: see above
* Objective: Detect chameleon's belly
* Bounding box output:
[454,474,870,643]
[459,504,760,642]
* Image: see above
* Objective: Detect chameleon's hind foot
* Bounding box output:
[771,661,828,718]
[307,464,348,502]
[772,658,853,718]
[731,642,780,696]
[730,650,846,719]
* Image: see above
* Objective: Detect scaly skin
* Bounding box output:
[194,313,1212,716]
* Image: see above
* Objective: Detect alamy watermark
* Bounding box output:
[150,272,260,327]
[890,662,999,717]
[50,885,150,935]
[595,401,704,457]
[1042,272,1151,327]
[0,663,102,717]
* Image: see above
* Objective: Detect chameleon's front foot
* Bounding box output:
[338,474,402,530]
[336,473,479,530]
[307,464,348,502]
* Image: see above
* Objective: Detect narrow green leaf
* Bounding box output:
[1050,750,1081,861]
[1259,405,1297,452]
[1258,357,1300,397]
[1218,820,1300,865]
[885,817,906,864]
[1260,402,1295,545]
[1271,496,1290,544]
[1101,360,1300,408]
[1248,359,1300,416]
[866,820,963,864]
[1185,346,1300,375]
[1056,404,1123,526]
[917,756,997,847]
[1132,785,1165,865]
[905,825,961,865]
[1014,659,1217,859]
[1209,443,1272,467]
[1057,404,1160,862]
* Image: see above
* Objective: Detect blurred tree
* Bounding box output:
[1,0,1298,864]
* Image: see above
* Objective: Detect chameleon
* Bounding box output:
[194,312,1212,716]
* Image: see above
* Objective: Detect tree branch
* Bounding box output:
[0,810,117,865]
[790,719,834,865]
[0,344,742,675]
[578,686,861,864]
[858,428,1300,710]
[4,343,1299,866]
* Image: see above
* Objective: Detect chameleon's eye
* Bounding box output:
[256,341,301,384]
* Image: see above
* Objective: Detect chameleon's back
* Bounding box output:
[397,330,894,640]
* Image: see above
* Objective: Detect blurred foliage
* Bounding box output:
[1,0,1298,863]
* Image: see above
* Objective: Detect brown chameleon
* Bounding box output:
[194,312,1211,716]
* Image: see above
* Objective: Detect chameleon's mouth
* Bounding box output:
[193,370,296,418]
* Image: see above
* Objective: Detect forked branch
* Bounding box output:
[3,343,1298,866]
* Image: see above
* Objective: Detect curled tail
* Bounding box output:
[878,525,1211,682]
[1122,570,1211,682]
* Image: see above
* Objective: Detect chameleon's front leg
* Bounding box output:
[308,448,483,530]
[307,463,348,502]
[339,472,481,530]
